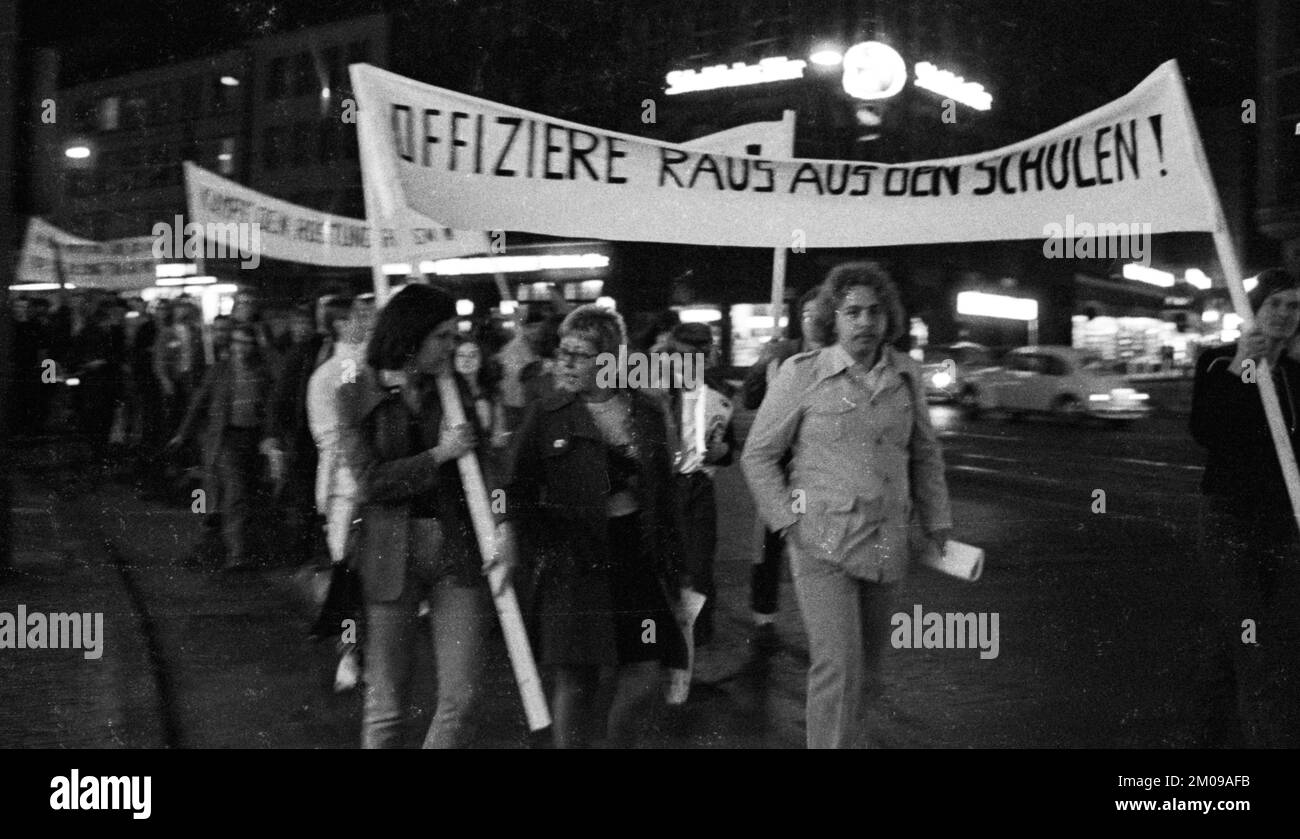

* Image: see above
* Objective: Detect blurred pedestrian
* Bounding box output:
[210,314,233,362]
[454,334,508,450]
[169,323,274,571]
[343,284,504,748]
[308,294,376,692]
[8,296,47,437]
[742,262,952,749]
[1189,266,1300,747]
[665,322,737,648]
[154,298,205,438]
[264,300,344,566]
[499,304,688,748]
[742,286,826,646]
[69,300,123,443]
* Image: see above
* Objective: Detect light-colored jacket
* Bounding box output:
[741,343,952,582]
[307,343,365,513]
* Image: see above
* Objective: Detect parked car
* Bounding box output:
[920,342,995,402]
[957,345,1152,424]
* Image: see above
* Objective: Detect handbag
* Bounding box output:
[309,519,363,640]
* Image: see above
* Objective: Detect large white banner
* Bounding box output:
[183,162,489,268]
[350,60,1220,248]
[15,217,158,290]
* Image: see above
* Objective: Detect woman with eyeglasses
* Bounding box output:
[1190,267,1300,747]
[742,262,952,749]
[499,304,688,748]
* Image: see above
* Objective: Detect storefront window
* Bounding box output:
[728,302,784,367]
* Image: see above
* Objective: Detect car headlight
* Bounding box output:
[1089,393,1111,401]
[932,371,953,388]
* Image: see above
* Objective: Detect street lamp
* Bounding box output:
[64,145,90,160]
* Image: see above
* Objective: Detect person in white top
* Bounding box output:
[666,322,737,648]
[308,296,376,564]
[306,295,376,691]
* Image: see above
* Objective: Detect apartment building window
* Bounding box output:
[97,96,120,131]
[293,52,316,97]
[318,119,340,163]
[210,73,239,113]
[123,94,147,130]
[217,137,237,175]
[267,56,288,100]
[150,85,175,125]
[263,125,292,170]
[290,120,315,166]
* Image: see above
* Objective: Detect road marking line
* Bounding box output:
[948,464,1064,487]
[1115,457,1202,471]
[958,453,1021,463]
[939,431,1025,441]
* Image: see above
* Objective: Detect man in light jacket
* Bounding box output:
[742,262,952,749]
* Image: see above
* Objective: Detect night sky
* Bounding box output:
[18,0,1255,115]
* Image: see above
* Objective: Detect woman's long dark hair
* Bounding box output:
[365,284,458,372]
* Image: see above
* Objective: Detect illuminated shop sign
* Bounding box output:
[957,291,1038,321]
[914,61,992,110]
[665,57,807,95]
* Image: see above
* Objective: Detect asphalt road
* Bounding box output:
[3,398,1296,748]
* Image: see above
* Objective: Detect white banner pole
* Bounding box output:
[769,110,796,342]
[434,373,551,731]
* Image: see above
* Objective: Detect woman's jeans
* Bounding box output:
[790,545,899,749]
[362,570,489,749]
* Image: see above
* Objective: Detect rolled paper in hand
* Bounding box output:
[919,540,984,582]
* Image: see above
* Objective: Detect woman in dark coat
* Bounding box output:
[500,304,687,748]
[1189,266,1300,747]
[340,284,502,749]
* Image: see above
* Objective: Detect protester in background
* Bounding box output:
[497,305,546,430]
[210,314,234,362]
[742,286,826,647]
[154,298,205,437]
[264,299,344,567]
[342,284,503,748]
[519,311,562,405]
[231,290,278,370]
[454,335,508,451]
[742,262,952,749]
[8,296,47,437]
[497,291,570,430]
[69,300,122,443]
[500,305,687,748]
[665,322,738,648]
[1189,266,1300,748]
[635,309,682,356]
[308,295,377,693]
[170,323,274,571]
